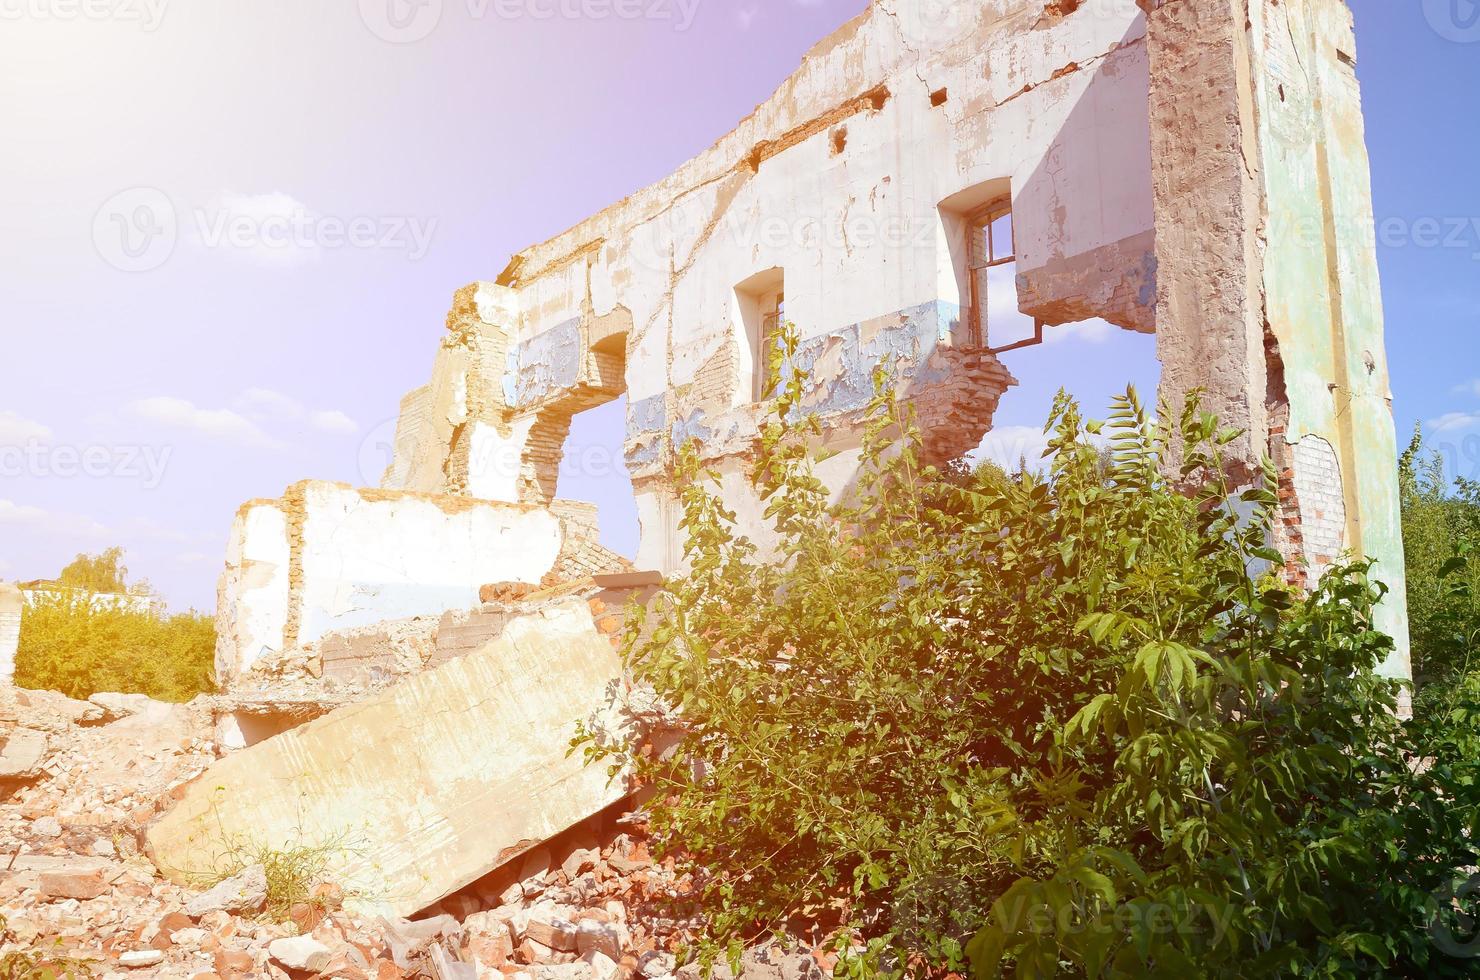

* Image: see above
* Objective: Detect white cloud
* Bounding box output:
[0,410,53,444]
[0,499,108,537]
[1430,411,1480,434]
[1043,318,1116,346]
[175,551,215,565]
[1453,379,1480,399]
[129,396,284,449]
[192,191,321,267]
[310,409,359,434]
[0,499,49,524]
[237,387,304,420]
[734,2,759,29]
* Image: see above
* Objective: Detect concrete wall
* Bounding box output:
[272,0,1408,673]
[384,0,1160,571]
[0,583,21,686]
[1145,0,1408,677]
[214,481,622,685]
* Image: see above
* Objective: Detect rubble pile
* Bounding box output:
[1,686,829,979]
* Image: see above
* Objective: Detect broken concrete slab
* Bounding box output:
[145,599,630,918]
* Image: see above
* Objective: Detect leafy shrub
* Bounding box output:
[1400,428,1480,712]
[14,590,215,702]
[580,327,1480,978]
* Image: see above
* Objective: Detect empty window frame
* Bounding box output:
[967,200,1012,346]
[755,291,785,401]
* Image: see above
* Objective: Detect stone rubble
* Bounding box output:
[2,685,829,980]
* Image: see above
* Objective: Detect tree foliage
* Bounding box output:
[1400,426,1480,712]
[15,591,215,702]
[580,325,1480,978]
[54,547,139,596]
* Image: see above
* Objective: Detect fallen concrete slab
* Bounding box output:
[145,598,629,918]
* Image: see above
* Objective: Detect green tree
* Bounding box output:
[55,547,136,595]
[579,326,1480,978]
[1399,426,1480,711]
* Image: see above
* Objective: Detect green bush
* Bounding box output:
[579,327,1480,978]
[1400,428,1480,712]
[15,590,216,702]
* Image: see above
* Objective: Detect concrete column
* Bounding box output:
[1146,0,1409,678]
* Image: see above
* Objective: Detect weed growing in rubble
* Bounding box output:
[182,801,374,926]
[0,915,94,980]
[577,321,1480,978]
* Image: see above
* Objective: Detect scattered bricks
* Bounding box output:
[518,936,558,965]
[160,911,195,933]
[526,914,579,953]
[31,815,62,838]
[290,901,327,933]
[216,949,255,975]
[466,925,515,969]
[561,847,599,879]
[38,869,107,901]
[312,880,346,910]
[583,951,621,980]
[269,935,334,973]
[575,920,625,961]
[119,950,165,969]
[185,864,268,918]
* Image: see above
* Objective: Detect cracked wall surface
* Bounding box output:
[222,0,1408,683]
[384,0,1161,572]
[213,481,628,685]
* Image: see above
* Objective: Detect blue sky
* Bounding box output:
[0,0,1475,612]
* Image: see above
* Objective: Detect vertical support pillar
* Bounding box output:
[1146,0,1410,682]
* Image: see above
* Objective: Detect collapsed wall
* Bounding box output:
[215,481,629,686]
[150,597,632,919]
[381,0,1160,572]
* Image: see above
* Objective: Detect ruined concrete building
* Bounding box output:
[183,0,1410,916]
